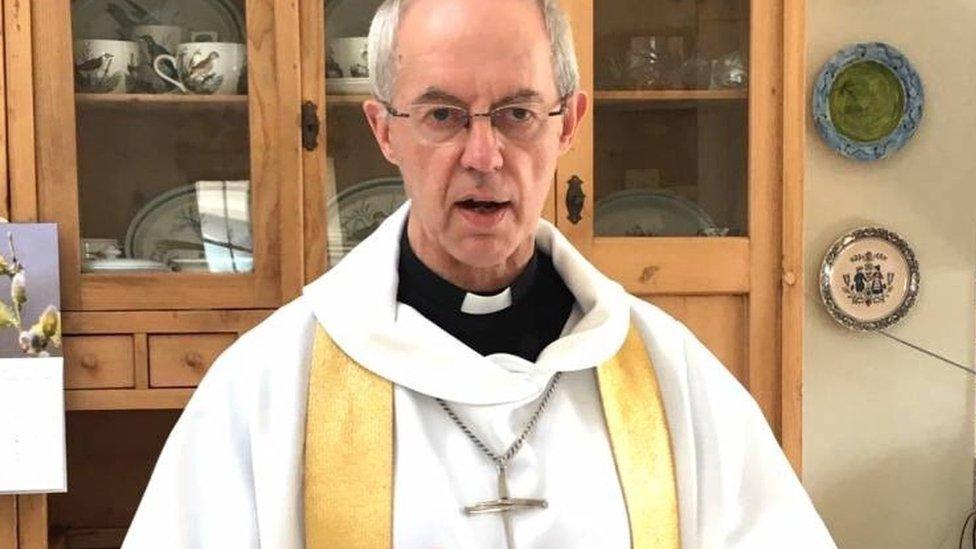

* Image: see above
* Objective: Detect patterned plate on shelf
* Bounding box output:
[594,188,716,237]
[327,176,406,264]
[125,181,252,272]
[813,42,924,161]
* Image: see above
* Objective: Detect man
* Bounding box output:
[123,0,836,547]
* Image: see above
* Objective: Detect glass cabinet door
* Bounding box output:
[319,0,406,270]
[589,0,749,239]
[33,0,302,310]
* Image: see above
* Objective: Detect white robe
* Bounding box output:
[122,203,836,548]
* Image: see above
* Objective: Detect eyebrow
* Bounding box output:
[409,87,545,108]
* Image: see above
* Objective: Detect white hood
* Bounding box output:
[303,201,631,405]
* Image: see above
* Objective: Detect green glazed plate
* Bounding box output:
[813,42,923,161]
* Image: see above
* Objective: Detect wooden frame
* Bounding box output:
[28,0,304,312]
[558,0,805,473]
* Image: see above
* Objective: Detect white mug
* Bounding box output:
[73,39,139,94]
[153,42,246,95]
[327,37,368,78]
[131,25,183,93]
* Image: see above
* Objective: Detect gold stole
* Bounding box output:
[304,324,680,548]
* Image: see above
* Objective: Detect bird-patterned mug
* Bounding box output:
[73,39,139,94]
[132,25,183,93]
[153,42,246,95]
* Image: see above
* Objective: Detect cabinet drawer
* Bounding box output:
[63,335,135,389]
[149,334,236,388]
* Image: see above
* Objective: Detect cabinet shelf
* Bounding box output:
[75,93,248,109]
[594,89,748,103]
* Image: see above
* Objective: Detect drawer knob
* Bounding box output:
[184,352,205,368]
[80,355,98,370]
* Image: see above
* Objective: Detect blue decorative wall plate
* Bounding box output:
[813,42,924,161]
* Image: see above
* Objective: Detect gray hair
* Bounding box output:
[366,0,580,104]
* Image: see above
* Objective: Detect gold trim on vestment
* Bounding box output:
[596,325,681,548]
[304,325,394,548]
[304,323,679,548]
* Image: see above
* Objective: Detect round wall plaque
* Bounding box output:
[813,42,924,161]
[819,227,920,331]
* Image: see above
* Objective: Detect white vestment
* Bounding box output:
[123,203,836,548]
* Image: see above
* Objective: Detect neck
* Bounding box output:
[406,222,534,293]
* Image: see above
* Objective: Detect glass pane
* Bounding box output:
[71,0,253,273]
[324,0,406,267]
[594,0,749,237]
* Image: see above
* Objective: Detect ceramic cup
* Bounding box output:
[153,42,246,95]
[327,37,369,78]
[73,39,139,94]
[131,25,183,93]
[81,238,123,260]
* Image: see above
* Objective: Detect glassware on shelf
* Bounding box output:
[624,36,662,90]
[623,35,684,90]
[713,51,748,89]
[680,56,715,90]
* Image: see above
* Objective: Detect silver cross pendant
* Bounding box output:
[464,466,547,549]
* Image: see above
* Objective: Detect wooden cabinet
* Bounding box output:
[0,0,805,546]
[63,336,135,390]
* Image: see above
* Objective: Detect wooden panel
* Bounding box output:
[6,0,39,222]
[65,389,194,411]
[648,295,748,384]
[31,0,82,308]
[748,0,785,437]
[63,336,135,390]
[591,237,750,295]
[62,310,271,335]
[16,495,46,549]
[555,0,595,255]
[0,496,15,549]
[781,0,806,474]
[300,0,328,283]
[0,0,7,221]
[149,334,236,388]
[134,334,149,390]
[49,411,180,540]
[267,0,306,303]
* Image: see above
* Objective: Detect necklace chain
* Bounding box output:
[435,372,563,470]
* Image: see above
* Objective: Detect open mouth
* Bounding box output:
[456,199,511,213]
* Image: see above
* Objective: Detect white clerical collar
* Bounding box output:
[302,201,631,405]
[460,288,512,314]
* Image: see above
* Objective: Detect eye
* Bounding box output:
[422,106,464,127]
[499,106,537,124]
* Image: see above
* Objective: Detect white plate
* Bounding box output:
[327,77,371,95]
[83,258,169,272]
[326,176,406,264]
[594,189,716,237]
[125,181,252,272]
[72,0,245,43]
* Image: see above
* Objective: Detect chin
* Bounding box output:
[449,237,518,269]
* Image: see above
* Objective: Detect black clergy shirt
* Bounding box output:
[396,226,575,362]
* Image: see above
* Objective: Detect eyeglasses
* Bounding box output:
[384,96,568,144]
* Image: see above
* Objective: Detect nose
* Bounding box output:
[459,116,503,173]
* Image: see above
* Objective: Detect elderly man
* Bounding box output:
[123,0,835,547]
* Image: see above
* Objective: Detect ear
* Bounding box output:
[363,99,400,166]
[557,90,588,155]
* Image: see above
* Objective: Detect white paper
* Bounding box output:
[0,357,66,494]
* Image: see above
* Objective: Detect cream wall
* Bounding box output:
[804,2,976,548]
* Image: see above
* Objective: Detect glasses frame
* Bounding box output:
[383,95,570,142]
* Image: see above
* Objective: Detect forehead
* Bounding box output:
[393,0,557,103]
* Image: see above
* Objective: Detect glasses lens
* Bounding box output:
[491,105,546,142]
[411,105,468,143]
